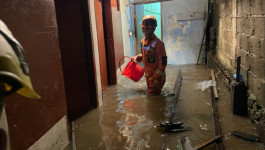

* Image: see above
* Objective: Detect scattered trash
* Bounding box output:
[197,80,216,91]
[200,124,208,131]
[178,135,222,150]
[206,103,210,106]
[155,121,192,133]
[204,102,211,106]
[156,69,191,133]
[230,131,262,142]
[178,136,195,150]
[233,73,243,82]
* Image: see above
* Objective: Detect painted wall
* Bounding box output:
[162,0,208,64]
[111,0,125,69]
[0,0,68,149]
[120,0,133,57]
[144,3,161,39]
[135,2,161,54]
[136,5,145,54]
[119,0,135,82]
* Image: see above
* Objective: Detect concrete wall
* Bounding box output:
[144,3,162,39]
[126,0,208,65]
[212,0,235,73]
[211,0,265,124]
[135,3,161,53]
[121,0,133,57]
[118,0,134,82]
[136,5,145,54]
[162,0,208,64]
[111,0,125,70]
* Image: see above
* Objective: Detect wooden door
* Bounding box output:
[55,0,97,120]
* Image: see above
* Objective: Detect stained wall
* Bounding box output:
[211,0,265,125]
[162,0,208,64]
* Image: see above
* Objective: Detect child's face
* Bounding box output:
[142,27,155,38]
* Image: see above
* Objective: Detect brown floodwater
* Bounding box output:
[72,65,264,150]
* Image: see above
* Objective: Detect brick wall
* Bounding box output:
[211,0,265,123]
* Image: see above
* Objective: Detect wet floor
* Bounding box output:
[216,76,264,150]
[71,65,264,150]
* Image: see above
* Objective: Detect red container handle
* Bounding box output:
[119,56,135,74]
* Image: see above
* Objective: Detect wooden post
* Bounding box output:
[211,70,218,100]
[236,56,241,82]
[169,69,182,123]
[210,83,224,149]
[195,135,222,150]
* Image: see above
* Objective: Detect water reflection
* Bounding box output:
[98,65,211,150]
[118,99,152,150]
[74,65,264,150]
[100,88,169,150]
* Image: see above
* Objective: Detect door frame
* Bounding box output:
[102,0,117,85]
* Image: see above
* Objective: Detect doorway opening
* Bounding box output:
[129,1,208,65]
[135,2,162,54]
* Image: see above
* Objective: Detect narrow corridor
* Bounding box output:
[71,65,264,150]
[1,1,265,149]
